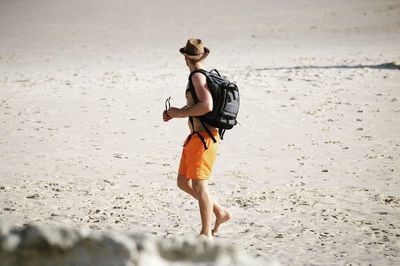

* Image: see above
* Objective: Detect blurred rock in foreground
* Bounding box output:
[0,222,277,266]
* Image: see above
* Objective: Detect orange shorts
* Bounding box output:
[178,131,220,180]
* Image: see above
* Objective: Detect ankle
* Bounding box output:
[214,208,227,217]
[200,229,212,236]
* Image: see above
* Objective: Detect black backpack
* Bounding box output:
[188,69,240,146]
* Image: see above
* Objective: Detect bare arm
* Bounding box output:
[167,73,212,118]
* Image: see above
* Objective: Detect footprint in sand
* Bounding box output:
[26,193,44,199]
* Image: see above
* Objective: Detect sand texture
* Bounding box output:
[0,0,399,265]
[0,222,273,266]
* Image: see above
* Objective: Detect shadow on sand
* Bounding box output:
[256,62,400,71]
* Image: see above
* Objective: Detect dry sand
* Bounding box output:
[1,0,400,265]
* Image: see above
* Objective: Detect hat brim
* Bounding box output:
[179,47,210,61]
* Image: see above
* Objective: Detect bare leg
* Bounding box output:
[177,175,231,235]
[177,174,197,198]
[192,179,213,237]
[212,209,232,235]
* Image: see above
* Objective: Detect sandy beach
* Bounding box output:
[1,0,400,265]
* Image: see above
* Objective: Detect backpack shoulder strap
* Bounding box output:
[187,69,217,144]
[189,69,208,78]
[188,69,209,103]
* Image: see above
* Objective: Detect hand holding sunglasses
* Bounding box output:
[163,97,173,122]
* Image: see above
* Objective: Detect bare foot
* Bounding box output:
[212,210,232,235]
[197,233,213,240]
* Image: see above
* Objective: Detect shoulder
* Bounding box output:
[191,72,207,87]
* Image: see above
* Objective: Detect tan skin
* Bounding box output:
[163,58,232,238]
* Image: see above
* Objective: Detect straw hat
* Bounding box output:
[179,38,210,61]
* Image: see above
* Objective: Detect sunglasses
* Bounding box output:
[165,96,171,112]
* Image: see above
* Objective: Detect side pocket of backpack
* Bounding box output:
[220,85,239,128]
